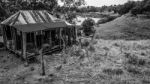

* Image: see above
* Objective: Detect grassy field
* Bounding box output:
[1,14,150,84]
[1,39,150,84]
[95,14,150,40]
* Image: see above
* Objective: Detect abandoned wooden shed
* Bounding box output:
[0,10,77,59]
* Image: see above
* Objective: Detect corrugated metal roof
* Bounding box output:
[1,10,74,32]
[1,10,59,25]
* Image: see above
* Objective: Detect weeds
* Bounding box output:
[95,34,101,39]
[88,45,95,52]
[92,40,98,45]
[125,66,142,75]
[103,68,124,75]
[143,70,150,76]
[124,53,146,66]
[142,80,150,84]
[81,39,90,47]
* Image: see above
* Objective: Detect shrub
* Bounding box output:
[82,18,95,36]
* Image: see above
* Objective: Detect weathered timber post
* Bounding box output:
[1,26,7,49]
[39,44,50,76]
[22,32,28,66]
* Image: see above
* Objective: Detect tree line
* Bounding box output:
[0,0,85,21]
[0,0,150,22]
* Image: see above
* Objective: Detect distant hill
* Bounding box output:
[95,14,150,40]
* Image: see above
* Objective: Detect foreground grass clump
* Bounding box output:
[88,45,95,52]
[103,68,124,75]
[125,66,142,75]
[81,39,90,47]
[124,53,146,66]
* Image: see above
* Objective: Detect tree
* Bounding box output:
[0,2,9,19]
[43,0,58,11]
[131,6,143,15]
[143,0,150,12]
[131,2,144,15]
[65,12,76,23]
[82,18,95,36]
[118,1,136,15]
[59,0,85,23]
[60,0,85,7]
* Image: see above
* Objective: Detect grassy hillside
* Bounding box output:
[95,14,150,40]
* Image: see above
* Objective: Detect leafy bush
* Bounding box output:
[82,18,95,36]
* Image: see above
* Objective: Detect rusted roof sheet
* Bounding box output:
[1,10,60,25]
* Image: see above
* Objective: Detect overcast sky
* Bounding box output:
[58,0,142,7]
[85,0,142,7]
